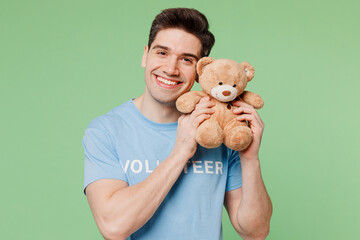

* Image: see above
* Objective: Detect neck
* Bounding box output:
[133,94,181,123]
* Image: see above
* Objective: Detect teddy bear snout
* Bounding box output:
[222,91,231,96]
[210,85,238,102]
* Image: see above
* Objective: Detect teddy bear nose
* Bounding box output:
[222,91,231,96]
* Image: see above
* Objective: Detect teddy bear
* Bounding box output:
[176,57,264,151]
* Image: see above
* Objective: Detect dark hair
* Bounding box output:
[148,8,215,57]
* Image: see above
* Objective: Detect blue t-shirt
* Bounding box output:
[83,100,242,240]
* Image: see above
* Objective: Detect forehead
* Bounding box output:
[151,28,202,58]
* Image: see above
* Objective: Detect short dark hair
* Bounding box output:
[148,8,215,57]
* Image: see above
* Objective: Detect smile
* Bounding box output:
[155,75,181,87]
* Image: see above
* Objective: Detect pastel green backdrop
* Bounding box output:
[1,0,359,239]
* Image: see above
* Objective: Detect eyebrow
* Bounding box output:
[151,44,200,61]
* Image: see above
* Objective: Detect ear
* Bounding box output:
[241,62,255,82]
[196,57,214,76]
[141,46,149,68]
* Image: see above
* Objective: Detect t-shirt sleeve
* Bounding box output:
[83,127,128,193]
[225,149,242,191]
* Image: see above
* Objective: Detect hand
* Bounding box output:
[232,99,265,160]
[173,96,215,160]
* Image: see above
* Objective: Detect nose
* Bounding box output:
[164,58,179,76]
[222,91,231,96]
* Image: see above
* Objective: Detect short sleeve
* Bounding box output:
[83,128,128,193]
[225,149,242,191]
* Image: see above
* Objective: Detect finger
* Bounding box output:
[233,106,255,114]
[233,106,262,124]
[198,96,211,103]
[236,114,263,129]
[192,114,211,128]
[231,99,252,108]
[192,106,215,118]
[178,114,187,123]
[195,98,215,110]
[230,98,245,107]
[239,114,264,129]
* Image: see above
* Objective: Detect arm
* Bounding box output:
[224,99,272,240]
[176,90,208,113]
[86,97,215,240]
[240,91,264,109]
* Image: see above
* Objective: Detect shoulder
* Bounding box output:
[86,100,135,133]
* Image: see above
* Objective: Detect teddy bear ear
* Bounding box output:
[241,62,255,82]
[197,57,214,76]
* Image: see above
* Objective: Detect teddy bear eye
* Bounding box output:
[233,84,236,87]
[219,82,223,85]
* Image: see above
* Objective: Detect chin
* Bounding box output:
[155,97,177,106]
[148,91,177,106]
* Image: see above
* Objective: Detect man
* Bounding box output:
[83,8,272,240]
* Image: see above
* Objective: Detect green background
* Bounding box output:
[1,0,359,239]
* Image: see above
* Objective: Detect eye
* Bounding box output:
[182,57,193,64]
[181,56,196,65]
[219,82,223,85]
[233,84,236,87]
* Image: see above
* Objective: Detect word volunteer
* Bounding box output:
[122,159,224,175]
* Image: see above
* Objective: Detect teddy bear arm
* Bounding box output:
[240,91,264,109]
[176,91,207,113]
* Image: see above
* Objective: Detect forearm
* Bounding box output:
[237,158,272,239]
[98,151,189,239]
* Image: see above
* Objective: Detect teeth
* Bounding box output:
[157,76,178,86]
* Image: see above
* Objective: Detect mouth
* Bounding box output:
[155,75,182,88]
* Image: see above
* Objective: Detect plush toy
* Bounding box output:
[176,57,264,151]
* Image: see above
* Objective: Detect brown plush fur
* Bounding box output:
[176,57,264,151]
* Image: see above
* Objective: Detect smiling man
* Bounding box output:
[83,8,272,240]
[138,28,201,112]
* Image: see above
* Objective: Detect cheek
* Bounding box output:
[187,69,197,82]
[183,64,197,76]
[146,57,162,70]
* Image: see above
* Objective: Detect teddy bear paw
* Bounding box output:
[224,126,253,151]
[196,119,223,148]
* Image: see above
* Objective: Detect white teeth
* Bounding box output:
[157,76,178,86]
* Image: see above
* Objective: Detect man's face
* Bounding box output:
[141,28,202,105]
